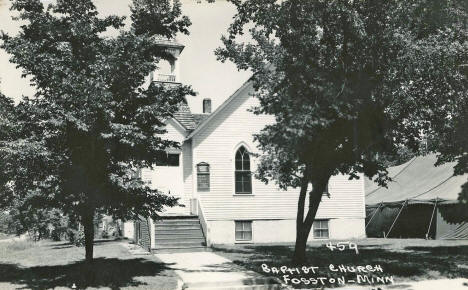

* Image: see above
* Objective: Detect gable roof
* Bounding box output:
[172,101,210,131]
[185,79,253,140]
[172,102,195,130]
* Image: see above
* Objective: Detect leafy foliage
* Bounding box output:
[0,0,194,260]
[216,0,466,263]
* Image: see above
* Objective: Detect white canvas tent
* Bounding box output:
[365,154,468,239]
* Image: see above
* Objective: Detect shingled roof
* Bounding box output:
[172,101,209,131]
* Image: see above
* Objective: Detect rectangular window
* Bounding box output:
[235,221,252,241]
[156,152,180,166]
[313,220,329,239]
[197,163,210,191]
[235,172,252,194]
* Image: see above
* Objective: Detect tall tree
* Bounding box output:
[0,0,194,262]
[0,92,16,203]
[216,0,466,264]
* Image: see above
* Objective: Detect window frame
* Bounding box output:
[197,162,210,192]
[234,145,253,195]
[156,152,180,167]
[313,219,329,239]
[235,220,253,242]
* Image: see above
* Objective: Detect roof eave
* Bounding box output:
[185,78,253,141]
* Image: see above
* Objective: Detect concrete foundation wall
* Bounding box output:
[208,218,365,244]
[329,218,366,239]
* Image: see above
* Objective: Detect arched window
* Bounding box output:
[235,146,252,194]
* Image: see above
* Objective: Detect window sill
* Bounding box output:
[233,194,255,197]
[235,240,253,244]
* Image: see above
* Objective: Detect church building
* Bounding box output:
[124,39,366,252]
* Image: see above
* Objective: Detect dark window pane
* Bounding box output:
[235,159,242,170]
[235,151,242,161]
[197,174,209,191]
[235,181,243,193]
[167,154,179,166]
[243,177,252,193]
[243,159,250,171]
[239,146,246,154]
[235,172,252,193]
[235,147,252,194]
[156,152,168,166]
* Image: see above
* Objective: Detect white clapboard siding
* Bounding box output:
[192,82,365,221]
[142,120,190,215]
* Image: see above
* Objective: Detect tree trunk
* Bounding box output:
[292,175,310,264]
[292,174,330,265]
[82,210,95,263]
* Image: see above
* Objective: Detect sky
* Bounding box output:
[0,0,251,113]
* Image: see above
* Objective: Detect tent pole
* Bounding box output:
[425,198,438,239]
[366,203,382,229]
[386,200,407,238]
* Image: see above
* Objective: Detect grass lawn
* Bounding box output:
[0,232,14,241]
[212,238,468,288]
[0,239,179,289]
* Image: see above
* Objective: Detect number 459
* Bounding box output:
[326,241,359,254]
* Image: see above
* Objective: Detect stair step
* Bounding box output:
[158,215,198,219]
[155,237,205,243]
[155,223,201,227]
[151,247,210,254]
[156,239,205,245]
[153,243,206,250]
[156,233,204,239]
[153,216,207,251]
[155,229,202,234]
[156,219,200,224]
[155,225,202,230]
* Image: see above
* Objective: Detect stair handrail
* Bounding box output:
[197,198,211,247]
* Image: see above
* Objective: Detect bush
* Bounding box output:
[67,228,85,247]
[101,229,109,239]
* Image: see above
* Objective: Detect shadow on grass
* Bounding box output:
[0,257,174,290]
[213,244,468,288]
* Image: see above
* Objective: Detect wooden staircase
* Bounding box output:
[152,216,207,252]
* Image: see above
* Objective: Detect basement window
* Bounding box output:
[313,220,329,239]
[235,221,252,241]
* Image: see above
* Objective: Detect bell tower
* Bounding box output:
[151,37,184,84]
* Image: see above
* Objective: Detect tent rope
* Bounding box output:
[366,203,382,229]
[366,157,418,197]
[386,200,407,238]
[425,198,438,239]
[410,176,453,200]
[369,175,454,207]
